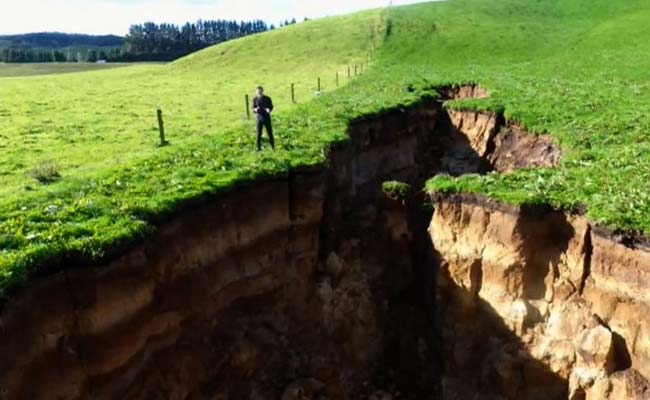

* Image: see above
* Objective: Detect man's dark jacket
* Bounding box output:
[253,95,274,117]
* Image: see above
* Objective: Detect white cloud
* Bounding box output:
[0,0,433,35]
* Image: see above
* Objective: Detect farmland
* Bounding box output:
[0,62,141,78]
[2,0,650,294]
[0,9,385,291]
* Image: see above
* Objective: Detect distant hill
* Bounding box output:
[0,32,124,49]
[0,20,275,63]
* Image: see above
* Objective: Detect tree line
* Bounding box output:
[122,19,271,61]
[0,33,123,48]
[0,47,123,63]
[0,18,302,63]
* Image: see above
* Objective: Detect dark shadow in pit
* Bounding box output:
[436,265,570,400]
[344,192,443,399]
[432,106,495,177]
[612,331,633,371]
[419,105,500,177]
[318,96,505,398]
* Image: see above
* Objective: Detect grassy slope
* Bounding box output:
[3,0,650,294]
[403,0,650,233]
[0,11,386,292]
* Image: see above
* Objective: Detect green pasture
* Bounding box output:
[0,63,154,78]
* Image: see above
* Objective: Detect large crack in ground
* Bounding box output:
[0,84,596,400]
[318,83,571,399]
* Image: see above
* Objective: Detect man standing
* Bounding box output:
[252,86,275,151]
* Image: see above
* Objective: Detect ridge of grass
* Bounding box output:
[3,0,650,296]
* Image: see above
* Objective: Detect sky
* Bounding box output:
[0,0,431,36]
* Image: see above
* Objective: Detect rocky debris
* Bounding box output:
[576,323,616,373]
[569,322,617,397]
[431,194,650,399]
[318,249,382,369]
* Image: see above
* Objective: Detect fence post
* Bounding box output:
[354,65,358,76]
[336,71,339,87]
[318,77,321,92]
[348,65,351,78]
[157,109,169,146]
[291,83,295,103]
[245,94,250,120]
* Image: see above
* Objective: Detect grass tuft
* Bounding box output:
[382,181,411,199]
[28,160,61,184]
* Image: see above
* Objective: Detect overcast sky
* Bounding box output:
[0,0,431,35]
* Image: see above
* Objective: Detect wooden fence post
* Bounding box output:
[291,83,295,103]
[318,77,321,92]
[348,65,351,78]
[157,109,169,146]
[245,94,250,120]
[354,65,358,76]
[336,71,339,87]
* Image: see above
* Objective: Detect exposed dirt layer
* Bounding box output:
[437,83,490,100]
[430,192,650,400]
[488,124,562,173]
[444,109,561,174]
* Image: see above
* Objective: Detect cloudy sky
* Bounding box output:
[0,0,431,35]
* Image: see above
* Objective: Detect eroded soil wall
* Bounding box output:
[431,194,650,400]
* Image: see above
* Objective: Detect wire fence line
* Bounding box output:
[240,59,371,121]
[19,57,375,181]
[3,51,379,189]
[153,57,373,148]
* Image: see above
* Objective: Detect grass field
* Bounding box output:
[2,0,650,295]
[0,63,156,78]
[0,10,386,291]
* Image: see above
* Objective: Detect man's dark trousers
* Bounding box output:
[256,114,275,150]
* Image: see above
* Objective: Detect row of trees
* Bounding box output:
[122,19,273,61]
[0,33,123,48]
[0,18,304,63]
[0,47,124,63]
